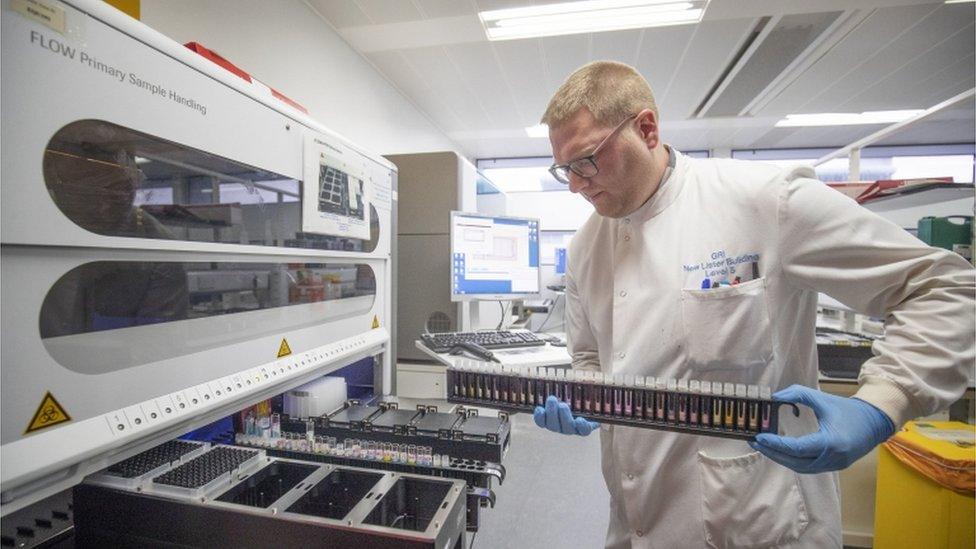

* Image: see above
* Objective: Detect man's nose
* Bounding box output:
[568,172,589,194]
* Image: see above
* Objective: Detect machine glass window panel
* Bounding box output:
[43,120,379,251]
[39,261,376,374]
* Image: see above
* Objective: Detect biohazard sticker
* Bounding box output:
[25,392,71,434]
[372,315,380,329]
[277,338,292,358]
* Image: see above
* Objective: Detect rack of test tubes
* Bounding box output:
[446,361,799,440]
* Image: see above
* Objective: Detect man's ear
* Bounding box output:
[635,109,659,150]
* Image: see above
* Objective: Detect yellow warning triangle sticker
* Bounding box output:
[25,392,71,434]
[277,338,292,358]
[371,315,380,329]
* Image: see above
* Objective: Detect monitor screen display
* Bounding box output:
[451,212,540,300]
[554,247,567,275]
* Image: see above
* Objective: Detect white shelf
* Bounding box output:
[861,183,974,213]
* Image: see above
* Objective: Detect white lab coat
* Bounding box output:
[565,149,974,548]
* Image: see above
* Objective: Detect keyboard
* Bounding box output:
[421,330,547,353]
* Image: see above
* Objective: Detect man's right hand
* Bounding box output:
[533,395,599,436]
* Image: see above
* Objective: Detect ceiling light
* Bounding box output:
[525,124,549,138]
[775,110,925,127]
[945,0,975,4]
[480,0,708,41]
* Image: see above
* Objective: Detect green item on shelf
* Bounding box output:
[917,216,973,252]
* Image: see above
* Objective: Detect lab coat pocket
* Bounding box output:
[697,450,809,549]
[680,278,772,371]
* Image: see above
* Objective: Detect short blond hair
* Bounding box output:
[542,61,658,129]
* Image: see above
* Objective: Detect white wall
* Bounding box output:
[140,0,459,156]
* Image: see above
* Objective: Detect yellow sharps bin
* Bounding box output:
[874,421,975,548]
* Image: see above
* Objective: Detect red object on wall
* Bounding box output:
[184,41,308,114]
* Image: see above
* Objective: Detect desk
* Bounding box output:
[414,339,572,368]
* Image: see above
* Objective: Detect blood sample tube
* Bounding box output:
[499,366,508,403]
[623,375,634,417]
[747,385,760,432]
[735,384,747,430]
[654,378,666,421]
[568,370,583,412]
[689,380,701,425]
[666,379,677,422]
[602,374,613,415]
[633,376,645,419]
[543,368,553,402]
[700,381,712,426]
[677,379,689,424]
[760,386,772,431]
[613,375,623,416]
[723,383,735,429]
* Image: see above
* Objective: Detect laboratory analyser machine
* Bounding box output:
[0,0,515,546]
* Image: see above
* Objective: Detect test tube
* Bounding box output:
[676,379,688,424]
[760,387,772,431]
[613,375,624,416]
[712,384,724,427]
[536,369,547,406]
[563,370,574,407]
[542,368,552,403]
[398,444,408,464]
[603,374,614,415]
[735,384,747,430]
[407,445,418,465]
[747,385,760,432]
[571,371,583,411]
[623,375,634,417]
[585,373,596,412]
[700,381,712,426]
[666,379,677,422]
[689,380,701,425]
[271,413,281,439]
[654,378,666,421]
[722,384,735,429]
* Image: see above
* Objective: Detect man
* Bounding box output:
[533,61,974,548]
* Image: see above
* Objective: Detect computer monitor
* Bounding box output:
[554,247,567,275]
[450,211,541,301]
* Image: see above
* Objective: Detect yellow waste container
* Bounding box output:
[874,421,975,549]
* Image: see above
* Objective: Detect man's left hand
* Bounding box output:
[749,384,896,474]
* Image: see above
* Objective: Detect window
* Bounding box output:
[40,261,376,374]
[44,120,378,251]
[732,144,975,183]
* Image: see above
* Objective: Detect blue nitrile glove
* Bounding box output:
[533,395,599,436]
[749,384,895,473]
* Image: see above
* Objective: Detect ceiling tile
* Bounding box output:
[758,3,940,116]
[782,4,968,115]
[416,0,478,18]
[590,29,644,67]
[354,0,424,25]
[657,18,756,119]
[492,39,553,125]
[839,25,975,111]
[444,42,524,127]
[401,46,495,130]
[307,0,372,28]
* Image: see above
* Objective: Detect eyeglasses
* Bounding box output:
[549,114,637,184]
